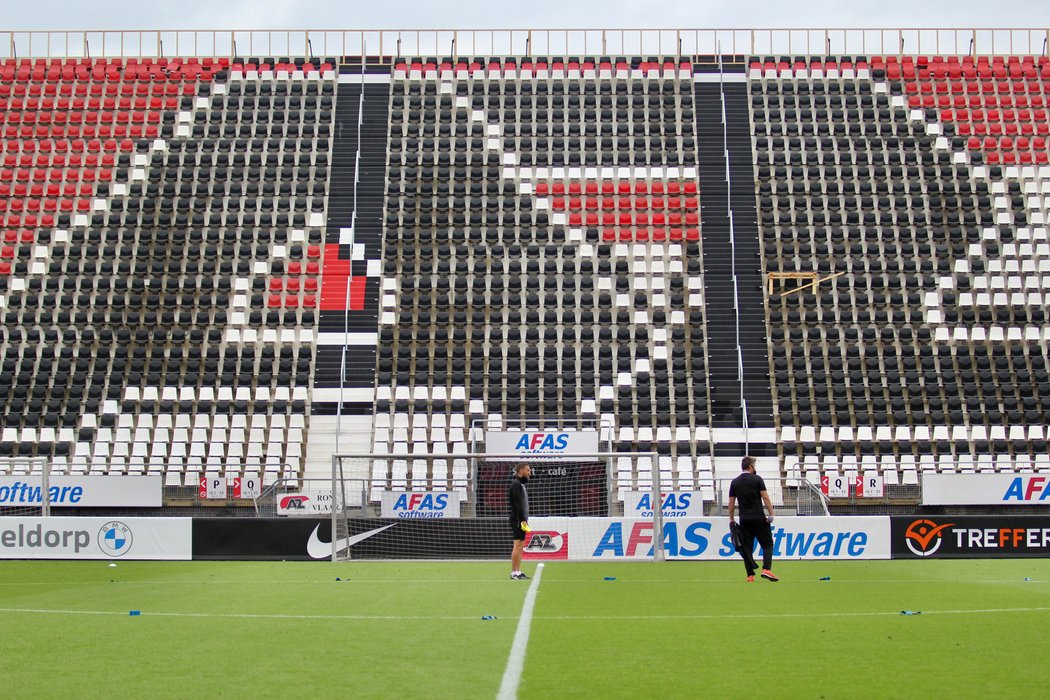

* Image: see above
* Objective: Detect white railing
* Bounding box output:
[1,28,1049,61]
[713,477,830,516]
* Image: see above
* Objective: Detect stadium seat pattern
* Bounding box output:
[0,56,337,485]
[373,57,715,497]
[9,49,1050,499]
[750,55,1050,487]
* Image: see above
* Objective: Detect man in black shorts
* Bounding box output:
[508,463,532,580]
[728,456,779,582]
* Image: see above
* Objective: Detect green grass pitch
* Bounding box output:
[1,559,1048,699]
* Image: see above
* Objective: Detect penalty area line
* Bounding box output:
[497,562,545,700]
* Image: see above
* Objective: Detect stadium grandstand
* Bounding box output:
[1,26,1050,516]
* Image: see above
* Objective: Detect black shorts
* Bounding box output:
[510,522,527,541]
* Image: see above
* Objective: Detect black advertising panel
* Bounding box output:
[193,518,511,561]
[193,518,327,560]
[891,516,1050,559]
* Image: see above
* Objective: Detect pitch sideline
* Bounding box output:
[497,562,545,700]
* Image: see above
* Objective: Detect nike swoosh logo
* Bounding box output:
[307,523,397,559]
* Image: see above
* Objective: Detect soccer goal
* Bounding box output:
[329,452,664,562]
[0,458,55,518]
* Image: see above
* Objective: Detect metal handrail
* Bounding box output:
[713,476,831,516]
[2,28,1049,61]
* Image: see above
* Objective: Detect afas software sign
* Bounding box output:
[923,474,1050,505]
[622,491,704,518]
[484,430,600,458]
[892,516,1050,558]
[380,492,462,519]
[523,517,891,561]
[0,476,161,508]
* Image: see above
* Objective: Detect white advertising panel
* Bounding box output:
[923,473,1050,505]
[0,517,191,560]
[523,516,891,561]
[380,491,463,518]
[622,491,705,517]
[484,430,600,459]
[0,476,161,508]
[276,490,334,516]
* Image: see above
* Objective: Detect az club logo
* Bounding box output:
[904,519,955,557]
[525,533,562,551]
[98,521,133,557]
[280,495,309,510]
[523,531,568,560]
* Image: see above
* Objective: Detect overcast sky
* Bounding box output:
[4,0,1050,32]
[4,1,1050,60]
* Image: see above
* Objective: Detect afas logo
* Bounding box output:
[632,492,693,516]
[1002,476,1050,502]
[522,531,568,560]
[390,493,450,519]
[514,433,570,452]
[904,519,955,557]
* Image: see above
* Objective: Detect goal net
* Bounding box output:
[0,458,54,518]
[329,452,664,562]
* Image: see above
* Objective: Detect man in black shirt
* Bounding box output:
[728,456,779,582]
[508,463,532,580]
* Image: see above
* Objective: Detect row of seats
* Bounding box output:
[875,54,1050,80]
[367,455,715,499]
[750,54,1050,79]
[3,458,298,486]
[394,80,697,97]
[394,58,693,80]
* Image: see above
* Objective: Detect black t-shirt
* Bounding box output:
[508,477,529,523]
[729,472,767,520]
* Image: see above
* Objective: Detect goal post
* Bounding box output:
[0,458,53,518]
[330,452,664,562]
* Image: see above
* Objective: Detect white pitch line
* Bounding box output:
[497,563,545,700]
[0,579,533,587]
[1,604,1047,624]
[0,608,503,621]
[535,579,1050,585]
[534,606,1050,621]
[0,578,1044,587]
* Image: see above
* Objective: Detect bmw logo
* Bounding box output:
[98,521,133,557]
